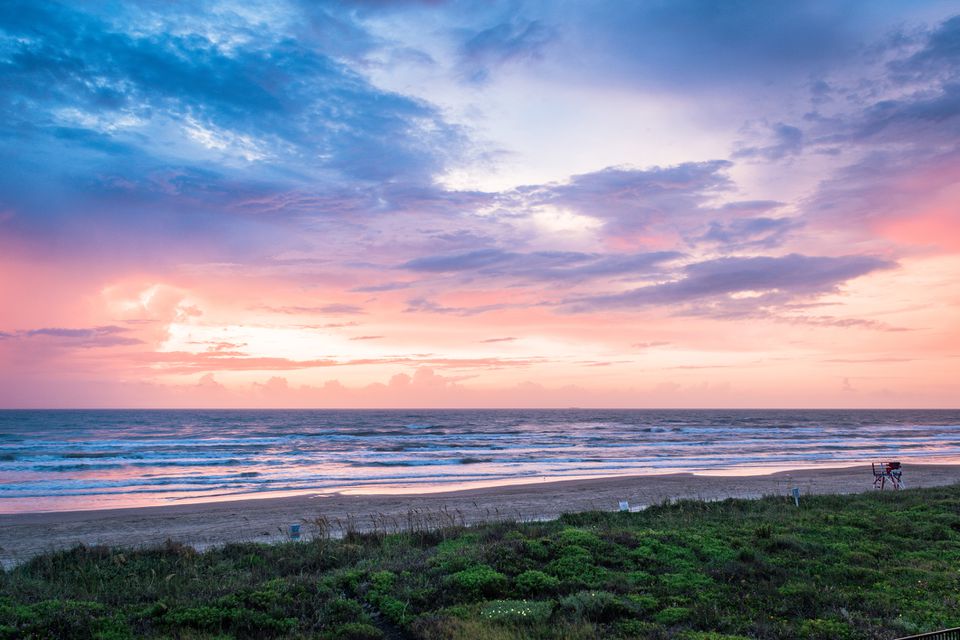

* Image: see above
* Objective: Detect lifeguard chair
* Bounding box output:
[872,461,903,490]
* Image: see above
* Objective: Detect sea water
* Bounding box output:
[1,409,958,512]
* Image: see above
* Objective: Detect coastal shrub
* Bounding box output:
[162,604,296,637]
[483,541,532,575]
[5,485,960,639]
[558,590,626,622]
[659,570,714,594]
[557,528,603,550]
[0,599,128,639]
[429,536,479,573]
[654,606,692,626]
[514,570,560,596]
[479,599,553,625]
[368,570,396,593]
[447,565,508,601]
[328,621,385,640]
[626,570,655,588]
[376,595,410,626]
[321,598,366,626]
[522,538,550,561]
[798,618,855,640]
[774,581,820,617]
[335,569,365,593]
[624,594,658,614]
[545,555,609,589]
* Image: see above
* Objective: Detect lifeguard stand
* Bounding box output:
[872,461,903,490]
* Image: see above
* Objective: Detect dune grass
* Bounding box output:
[2,485,960,639]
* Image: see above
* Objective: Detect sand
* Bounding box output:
[2,463,958,567]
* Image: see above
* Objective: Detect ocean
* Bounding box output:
[1,409,958,513]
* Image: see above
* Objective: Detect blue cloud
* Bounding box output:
[0,0,473,264]
[0,1,461,182]
[888,15,960,81]
[550,0,879,92]
[458,18,554,83]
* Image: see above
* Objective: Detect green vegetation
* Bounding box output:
[3,485,960,639]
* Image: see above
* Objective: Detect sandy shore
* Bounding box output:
[2,463,958,567]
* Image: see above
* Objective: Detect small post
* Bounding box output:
[618,500,630,512]
[791,487,800,507]
[289,523,301,540]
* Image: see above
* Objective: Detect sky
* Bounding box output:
[1,0,959,408]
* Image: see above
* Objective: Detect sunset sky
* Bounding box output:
[1,0,959,408]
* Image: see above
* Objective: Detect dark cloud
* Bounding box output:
[569,254,895,312]
[402,248,510,272]
[694,217,801,250]
[401,248,681,281]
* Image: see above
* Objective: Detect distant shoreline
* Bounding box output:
[2,462,959,567]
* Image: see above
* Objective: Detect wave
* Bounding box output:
[3,408,960,508]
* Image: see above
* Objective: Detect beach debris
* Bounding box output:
[618,500,630,512]
[791,487,800,507]
[872,461,903,490]
[289,523,301,541]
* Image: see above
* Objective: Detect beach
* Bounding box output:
[3,462,958,567]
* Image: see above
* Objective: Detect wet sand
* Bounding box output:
[2,463,958,567]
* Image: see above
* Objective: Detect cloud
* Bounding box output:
[887,15,960,81]
[694,217,801,250]
[402,248,510,272]
[631,341,670,349]
[845,84,960,143]
[403,297,523,316]
[350,281,414,293]
[555,0,871,92]
[805,145,960,249]
[734,123,804,160]
[458,18,554,83]
[259,304,366,315]
[0,0,471,266]
[135,351,542,374]
[0,1,462,182]
[518,161,733,239]
[401,248,681,282]
[569,253,895,312]
[480,337,516,343]
[0,325,143,348]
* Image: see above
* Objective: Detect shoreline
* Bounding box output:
[2,462,959,567]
